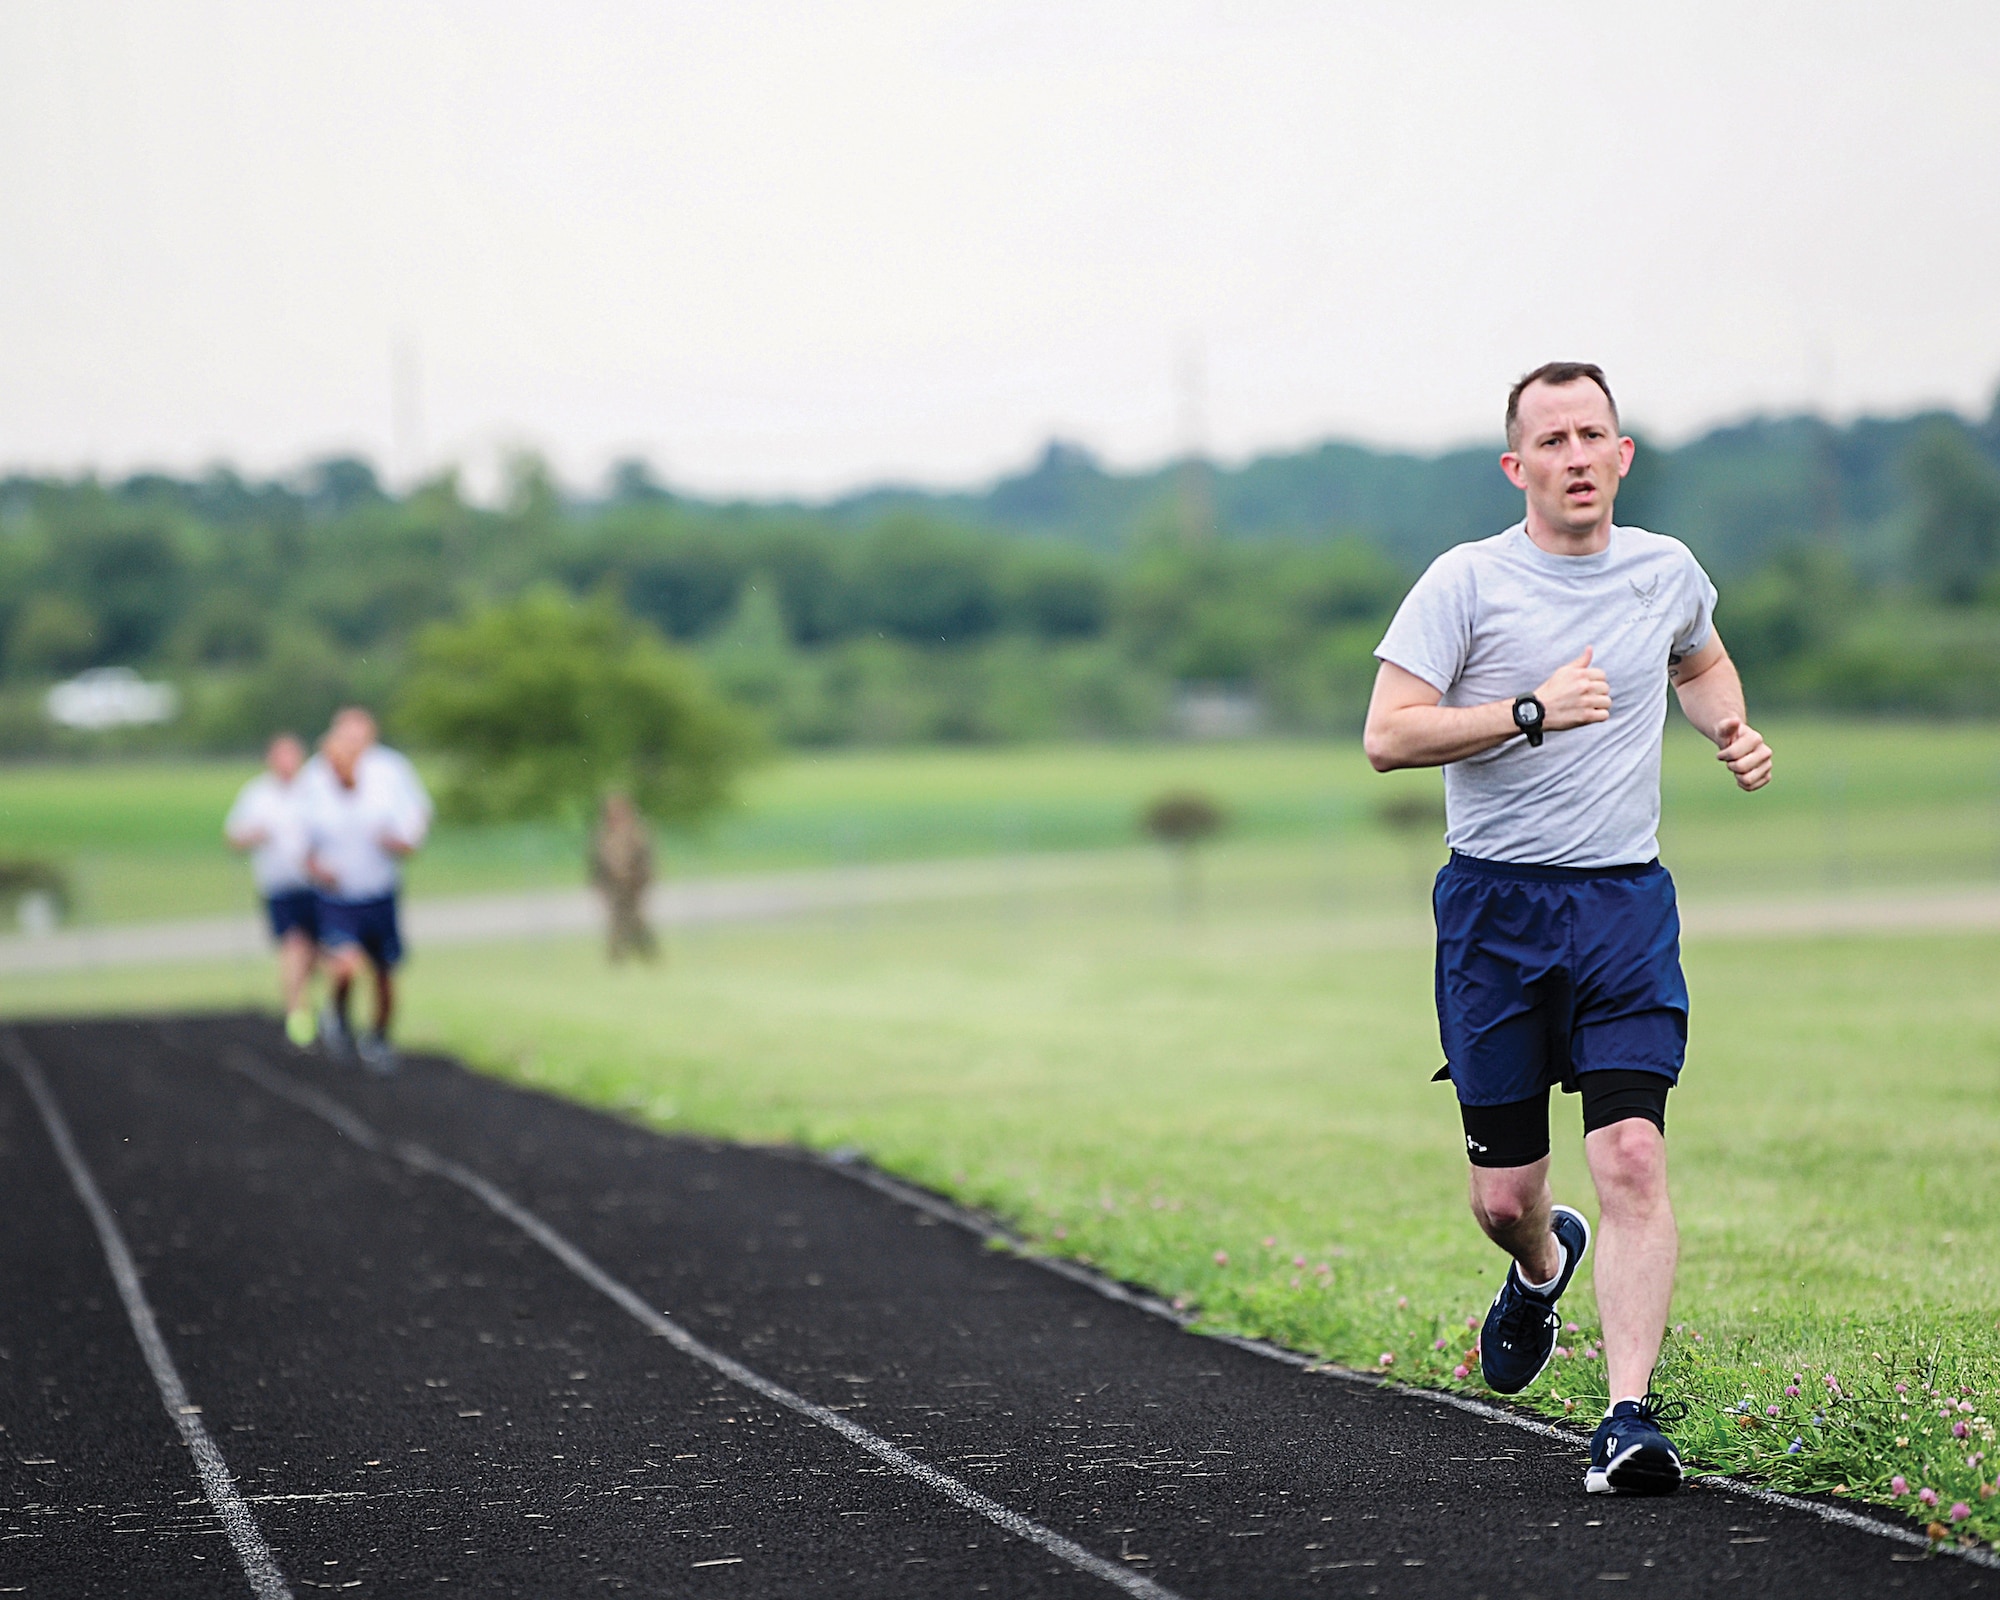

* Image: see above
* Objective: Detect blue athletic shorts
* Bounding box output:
[1432,852,1686,1108]
[316,894,404,970]
[265,888,320,942]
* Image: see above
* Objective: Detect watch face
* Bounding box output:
[1519,700,1542,724]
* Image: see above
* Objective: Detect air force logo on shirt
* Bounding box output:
[1629,574,1661,610]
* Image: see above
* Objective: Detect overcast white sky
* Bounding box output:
[4,1,1998,497]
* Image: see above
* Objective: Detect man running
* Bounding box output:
[302,707,433,1073]
[224,732,320,1047]
[1363,362,1772,1495]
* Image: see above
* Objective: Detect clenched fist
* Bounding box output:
[1534,646,1612,731]
[1713,716,1773,791]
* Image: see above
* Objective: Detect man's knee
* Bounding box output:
[1587,1117,1669,1209]
[1469,1165,1546,1232]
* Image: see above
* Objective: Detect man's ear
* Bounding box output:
[1616,435,1636,478]
[1499,451,1527,489]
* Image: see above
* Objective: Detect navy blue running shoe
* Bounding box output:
[1586,1393,1686,1494]
[1479,1204,1591,1394]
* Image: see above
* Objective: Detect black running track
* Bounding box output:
[2,1016,1991,1599]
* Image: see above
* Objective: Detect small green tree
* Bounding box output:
[398,590,757,825]
[1141,790,1227,917]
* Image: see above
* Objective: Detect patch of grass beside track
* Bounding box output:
[7,837,1996,1542]
[4,717,2000,923]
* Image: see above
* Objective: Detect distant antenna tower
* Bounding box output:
[392,334,424,488]
[1806,337,1841,541]
[1176,338,1214,545]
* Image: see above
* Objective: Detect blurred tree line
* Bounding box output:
[2,387,1998,756]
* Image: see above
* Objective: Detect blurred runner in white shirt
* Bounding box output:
[224,733,321,1047]
[302,707,432,1072]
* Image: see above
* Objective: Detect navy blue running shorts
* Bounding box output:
[317,893,404,970]
[265,888,320,942]
[1432,852,1686,1109]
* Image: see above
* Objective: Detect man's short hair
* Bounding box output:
[1505,362,1619,450]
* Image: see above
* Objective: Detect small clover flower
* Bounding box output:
[1784,1385,1801,1398]
[1292,1254,1306,1268]
[1433,1337,1447,1351]
[1954,1422,1970,1439]
[1213,1250,1228,1266]
[1453,1364,1469,1380]
[1397,1296,1409,1309]
[1378,1352,1394,1368]
[1950,1503,1971,1523]
[1262,1236,1275,1248]
[1919,1487,1939,1507]
[1766,1405,1781,1417]
[1891,1476,1909,1496]
[1895,1382,1909,1395]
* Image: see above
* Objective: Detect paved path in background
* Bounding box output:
[0,852,1137,978]
[2,1015,1992,1598]
[3,857,2000,978]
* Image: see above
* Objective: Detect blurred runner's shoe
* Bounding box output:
[1587,1394,1685,1495]
[318,1004,350,1061]
[1479,1204,1590,1394]
[356,1030,397,1076]
[284,1007,316,1049]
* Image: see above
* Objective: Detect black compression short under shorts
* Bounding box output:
[1458,1069,1670,1169]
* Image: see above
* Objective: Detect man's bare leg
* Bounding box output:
[1468,1156,1563,1286]
[371,964,395,1037]
[278,930,316,1015]
[1583,1118,1676,1402]
[327,946,362,1033]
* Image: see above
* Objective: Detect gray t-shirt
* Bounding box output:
[1374,523,1717,868]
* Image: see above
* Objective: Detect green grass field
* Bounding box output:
[4,718,1999,924]
[3,729,1998,1541]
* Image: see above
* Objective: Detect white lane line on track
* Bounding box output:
[817,1150,2000,1573]
[219,1050,1188,1600]
[0,1032,295,1600]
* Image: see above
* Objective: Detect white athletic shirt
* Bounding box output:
[300,745,434,902]
[223,772,313,894]
[1374,523,1717,868]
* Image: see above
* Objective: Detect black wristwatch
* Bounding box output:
[1512,693,1546,748]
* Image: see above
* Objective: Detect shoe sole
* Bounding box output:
[1480,1204,1594,1395]
[1586,1441,1683,1496]
[1545,1205,1592,1299]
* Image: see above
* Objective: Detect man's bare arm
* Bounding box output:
[1670,631,1772,792]
[1363,651,1613,772]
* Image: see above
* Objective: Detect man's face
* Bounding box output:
[332,708,377,751]
[268,736,304,782]
[324,726,364,786]
[1500,380,1634,537]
